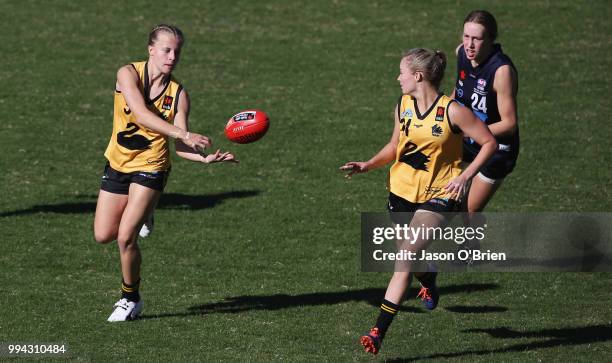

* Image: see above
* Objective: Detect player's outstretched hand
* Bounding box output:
[183,131,212,152]
[202,149,239,164]
[339,161,369,179]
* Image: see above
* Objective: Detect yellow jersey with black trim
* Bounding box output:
[104,61,183,173]
[389,94,463,203]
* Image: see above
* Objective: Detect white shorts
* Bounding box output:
[476,171,504,185]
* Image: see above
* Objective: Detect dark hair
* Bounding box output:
[464,10,498,41]
[402,48,447,89]
[148,24,184,46]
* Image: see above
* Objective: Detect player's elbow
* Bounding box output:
[508,120,518,134]
[484,138,498,156]
[502,118,518,136]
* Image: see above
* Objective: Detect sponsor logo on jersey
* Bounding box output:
[431,124,443,137]
[162,96,173,110]
[146,158,167,165]
[457,88,464,97]
[458,80,463,87]
[435,107,445,122]
[401,109,413,118]
[424,186,442,194]
[477,78,487,91]
[459,70,466,80]
[123,106,131,115]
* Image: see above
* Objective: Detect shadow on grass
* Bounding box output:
[0,190,261,217]
[443,305,508,313]
[138,283,501,320]
[386,324,612,362]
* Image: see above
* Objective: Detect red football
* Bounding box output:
[224,110,270,144]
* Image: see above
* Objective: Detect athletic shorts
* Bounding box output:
[387,192,458,224]
[100,164,170,195]
[463,145,518,180]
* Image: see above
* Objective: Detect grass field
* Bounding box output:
[1,0,611,361]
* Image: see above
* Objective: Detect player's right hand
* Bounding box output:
[183,132,211,152]
[339,161,369,179]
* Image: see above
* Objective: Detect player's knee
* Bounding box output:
[467,198,487,213]
[116,230,137,249]
[93,228,115,244]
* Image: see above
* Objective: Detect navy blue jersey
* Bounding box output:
[455,44,519,157]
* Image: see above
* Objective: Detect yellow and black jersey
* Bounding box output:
[389,94,463,203]
[104,61,183,173]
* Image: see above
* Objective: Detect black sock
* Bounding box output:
[121,279,140,302]
[416,272,435,288]
[375,299,400,338]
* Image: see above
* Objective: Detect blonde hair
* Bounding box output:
[402,48,447,89]
[148,24,184,46]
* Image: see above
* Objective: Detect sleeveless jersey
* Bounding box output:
[454,44,519,156]
[389,94,463,203]
[104,61,183,173]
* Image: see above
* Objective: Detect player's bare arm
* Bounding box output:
[445,102,497,196]
[487,64,518,137]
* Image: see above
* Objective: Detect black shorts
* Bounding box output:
[387,192,458,224]
[100,164,170,195]
[463,143,518,180]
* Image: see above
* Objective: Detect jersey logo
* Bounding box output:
[123,106,131,115]
[459,70,466,80]
[398,141,429,171]
[399,151,430,171]
[477,78,487,91]
[431,124,443,137]
[435,107,445,122]
[400,109,413,118]
[425,187,443,195]
[400,108,414,136]
[117,122,152,150]
[162,96,173,110]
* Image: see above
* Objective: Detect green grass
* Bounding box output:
[1,0,611,361]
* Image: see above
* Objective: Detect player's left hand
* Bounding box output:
[444,175,468,201]
[202,149,239,164]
